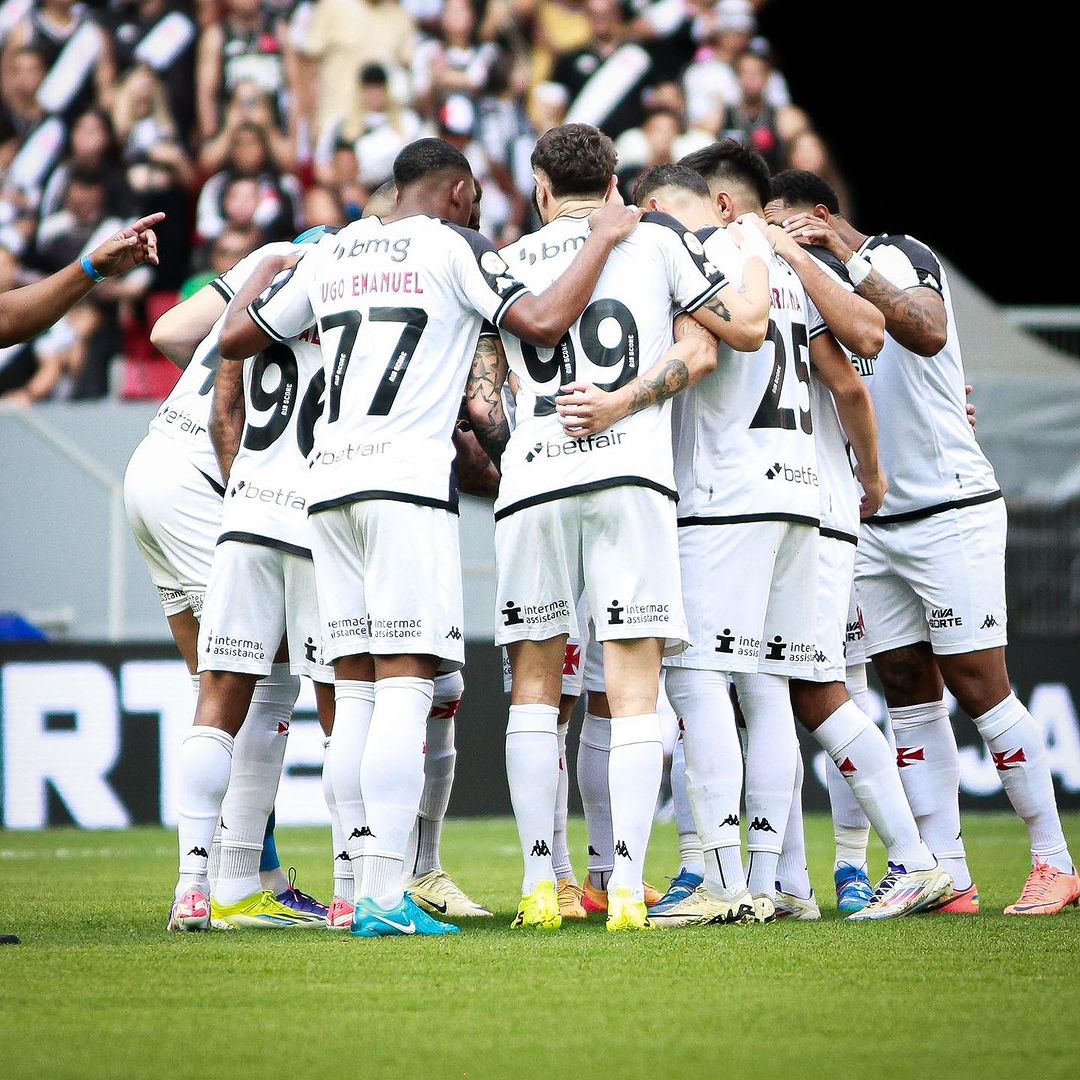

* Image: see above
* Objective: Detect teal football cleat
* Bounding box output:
[351,893,461,938]
[835,863,875,914]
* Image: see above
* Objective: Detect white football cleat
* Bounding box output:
[649,885,755,928]
[168,886,210,932]
[406,869,493,918]
[752,893,777,924]
[774,890,821,921]
[847,864,953,922]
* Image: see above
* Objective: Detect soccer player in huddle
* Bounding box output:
[222,137,642,937]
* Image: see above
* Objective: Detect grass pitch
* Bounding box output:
[1,813,1077,1080]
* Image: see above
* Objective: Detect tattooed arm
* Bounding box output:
[852,270,947,356]
[555,315,718,438]
[689,253,770,352]
[464,333,510,467]
[210,352,246,484]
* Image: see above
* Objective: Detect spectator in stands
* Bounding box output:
[1,0,116,122]
[682,0,790,132]
[546,0,653,139]
[104,0,198,141]
[301,183,349,230]
[614,100,712,194]
[197,121,298,241]
[721,49,807,173]
[522,0,590,85]
[40,108,125,219]
[0,244,82,403]
[198,80,296,175]
[298,0,417,142]
[179,224,261,298]
[786,129,852,217]
[195,0,290,144]
[413,0,501,118]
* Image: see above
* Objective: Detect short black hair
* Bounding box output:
[393,138,472,189]
[678,139,771,209]
[632,163,710,206]
[769,169,841,215]
[531,123,616,199]
[359,62,388,86]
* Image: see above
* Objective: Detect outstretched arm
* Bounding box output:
[0,213,163,347]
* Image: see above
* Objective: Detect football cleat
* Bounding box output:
[211,890,327,929]
[835,863,875,914]
[406,869,493,918]
[606,887,653,932]
[1004,860,1080,916]
[168,887,210,932]
[752,894,777,924]
[326,897,356,930]
[929,883,981,915]
[511,881,562,930]
[649,885,754,928]
[650,868,704,915]
[847,864,953,922]
[774,889,821,921]
[557,879,587,920]
[582,877,663,913]
[277,867,330,920]
[351,893,460,937]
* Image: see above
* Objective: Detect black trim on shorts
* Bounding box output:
[494,477,678,523]
[820,526,858,546]
[216,531,313,559]
[196,469,226,497]
[676,511,820,528]
[864,489,1002,526]
[309,490,460,515]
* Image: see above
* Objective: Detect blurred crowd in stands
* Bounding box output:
[0,0,848,403]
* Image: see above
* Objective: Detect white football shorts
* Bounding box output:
[856,497,1008,657]
[809,534,858,684]
[502,592,589,698]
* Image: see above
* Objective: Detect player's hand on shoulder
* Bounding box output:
[733,213,777,262]
[589,181,642,244]
[89,212,165,276]
[856,463,888,519]
[965,384,977,430]
[779,212,850,261]
[555,381,625,438]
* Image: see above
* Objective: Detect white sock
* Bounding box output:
[176,726,233,898]
[215,666,297,905]
[578,711,612,889]
[330,680,376,905]
[506,703,560,894]
[322,736,352,904]
[552,720,575,883]
[407,671,461,879]
[776,748,812,899]
[607,713,662,900]
[973,693,1073,872]
[671,734,705,878]
[814,699,934,871]
[358,676,433,910]
[734,672,796,898]
[665,667,746,896]
[888,700,971,888]
[828,664,872,870]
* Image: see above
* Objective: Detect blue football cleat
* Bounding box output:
[277,867,330,920]
[351,893,461,938]
[649,868,705,916]
[835,863,875,914]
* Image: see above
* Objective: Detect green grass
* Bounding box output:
[1,814,1077,1080]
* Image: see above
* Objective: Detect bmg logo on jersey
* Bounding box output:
[333,235,412,262]
[517,234,586,266]
[764,460,818,486]
[525,431,625,462]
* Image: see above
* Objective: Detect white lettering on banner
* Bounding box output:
[120,660,196,827]
[1,662,129,828]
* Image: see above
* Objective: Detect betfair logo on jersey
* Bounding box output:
[605,600,670,627]
[764,461,818,486]
[312,441,390,466]
[517,235,586,266]
[155,404,207,437]
[229,482,306,509]
[928,607,963,629]
[500,599,570,628]
[525,431,626,462]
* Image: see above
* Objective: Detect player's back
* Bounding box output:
[672,228,820,524]
[496,212,723,517]
[859,233,997,519]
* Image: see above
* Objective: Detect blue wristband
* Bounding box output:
[80,253,106,283]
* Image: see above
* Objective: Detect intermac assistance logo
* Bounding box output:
[203,628,265,661]
[764,461,818,486]
[501,599,570,628]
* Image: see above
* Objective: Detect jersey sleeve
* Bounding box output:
[642,213,726,314]
[211,242,297,302]
[248,256,317,342]
[445,224,530,327]
[806,294,828,340]
[871,236,944,295]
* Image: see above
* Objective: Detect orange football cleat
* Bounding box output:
[1004,859,1080,915]
[930,883,981,915]
[583,878,664,913]
[557,879,586,920]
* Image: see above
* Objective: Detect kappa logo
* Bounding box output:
[980,614,1000,629]
[992,747,1027,771]
[501,601,524,626]
[607,600,625,626]
[614,840,631,858]
[563,644,581,675]
[765,636,788,661]
[588,845,600,857]
[715,628,735,654]
[720,814,740,827]
[896,746,925,768]
[748,817,776,833]
[334,849,350,862]
[837,757,857,776]
[350,826,374,839]
[187,846,209,858]
[445,626,462,640]
[530,839,551,857]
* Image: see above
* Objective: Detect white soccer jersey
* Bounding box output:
[672,228,825,524]
[248,215,529,513]
[494,212,725,519]
[146,245,295,489]
[218,270,324,554]
[858,233,999,521]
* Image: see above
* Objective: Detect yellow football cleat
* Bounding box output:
[583,877,664,913]
[210,890,327,929]
[557,879,587,920]
[511,881,562,930]
[606,887,654,932]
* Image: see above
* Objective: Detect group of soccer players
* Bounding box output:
[122,123,1078,937]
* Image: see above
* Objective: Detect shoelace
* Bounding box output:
[867,872,899,906]
[1016,862,1057,903]
[285,867,322,905]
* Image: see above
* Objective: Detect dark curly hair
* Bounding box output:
[769,169,841,215]
[531,123,617,199]
[678,139,772,209]
[632,163,711,205]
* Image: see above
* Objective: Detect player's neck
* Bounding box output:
[547,198,604,223]
[833,218,868,251]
